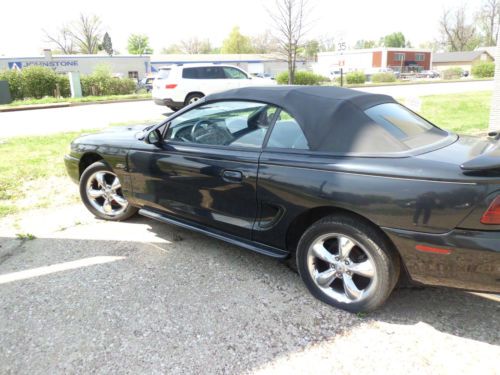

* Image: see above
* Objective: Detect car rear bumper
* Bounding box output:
[153,98,183,108]
[384,227,500,293]
[64,154,80,184]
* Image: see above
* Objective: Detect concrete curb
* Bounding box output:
[0,97,152,113]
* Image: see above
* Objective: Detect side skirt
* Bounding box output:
[139,208,289,259]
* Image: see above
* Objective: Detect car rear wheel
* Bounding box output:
[79,161,138,221]
[185,93,204,106]
[296,215,399,313]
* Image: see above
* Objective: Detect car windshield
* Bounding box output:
[365,103,449,150]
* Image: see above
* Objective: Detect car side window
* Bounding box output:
[198,67,225,79]
[266,110,309,150]
[223,67,248,79]
[164,101,278,148]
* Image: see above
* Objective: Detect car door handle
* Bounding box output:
[222,170,243,183]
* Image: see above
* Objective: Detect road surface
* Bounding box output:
[0,80,494,139]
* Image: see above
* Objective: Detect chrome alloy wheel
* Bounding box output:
[306,233,377,304]
[85,171,128,217]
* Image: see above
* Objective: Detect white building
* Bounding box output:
[0,50,150,79]
[314,48,433,76]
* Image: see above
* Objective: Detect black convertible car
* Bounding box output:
[65,86,500,312]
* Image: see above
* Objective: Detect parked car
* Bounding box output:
[152,64,275,111]
[137,76,155,93]
[64,86,500,313]
[417,70,440,79]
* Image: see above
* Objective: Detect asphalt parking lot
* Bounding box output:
[1,205,499,374]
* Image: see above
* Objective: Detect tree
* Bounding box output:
[268,0,311,84]
[440,5,480,51]
[251,31,279,53]
[477,0,500,46]
[221,26,254,54]
[43,13,102,54]
[69,13,103,54]
[354,39,377,49]
[303,40,319,59]
[43,25,76,54]
[127,34,153,55]
[102,32,113,56]
[380,32,407,48]
[180,37,212,54]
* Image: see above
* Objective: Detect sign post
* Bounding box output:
[338,41,346,87]
[68,72,82,98]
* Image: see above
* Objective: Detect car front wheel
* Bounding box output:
[296,215,399,313]
[79,161,138,221]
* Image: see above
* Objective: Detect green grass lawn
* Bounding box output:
[0,93,152,109]
[0,130,94,216]
[419,91,491,134]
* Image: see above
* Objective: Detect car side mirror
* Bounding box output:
[145,129,162,145]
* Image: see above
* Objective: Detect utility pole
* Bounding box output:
[490,37,500,132]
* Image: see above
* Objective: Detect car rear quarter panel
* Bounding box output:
[255,151,491,249]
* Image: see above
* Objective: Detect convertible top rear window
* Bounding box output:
[364,103,448,151]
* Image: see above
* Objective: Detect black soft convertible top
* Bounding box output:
[206,86,402,153]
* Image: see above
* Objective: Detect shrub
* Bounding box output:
[371,72,396,83]
[21,66,59,98]
[442,67,463,80]
[346,71,366,84]
[81,65,136,96]
[55,74,71,97]
[0,69,24,100]
[276,70,326,85]
[472,61,495,78]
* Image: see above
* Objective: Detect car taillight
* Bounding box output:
[165,84,177,89]
[480,196,500,224]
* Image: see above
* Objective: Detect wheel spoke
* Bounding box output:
[312,242,336,264]
[111,193,127,207]
[87,188,104,199]
[95,172,107,188]
[111,176,121,191]
[103,199,113,213]
[339,236,355,259]
[343,274,362,300]
[315,268,337,287]
[347,260,375,278]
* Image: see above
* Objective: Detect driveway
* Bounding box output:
[1,205,498,374]
[0,80,494,139]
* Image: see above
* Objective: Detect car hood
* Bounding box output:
[72,124,152,147]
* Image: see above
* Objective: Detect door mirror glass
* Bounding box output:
[145,129,162,145]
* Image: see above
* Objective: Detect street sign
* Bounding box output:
[339,60,345,67]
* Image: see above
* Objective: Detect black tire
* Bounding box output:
[296,215,400,313]
[184,93,204,106]
[79,161,138,221]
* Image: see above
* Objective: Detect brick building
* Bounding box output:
[315,48,432,75]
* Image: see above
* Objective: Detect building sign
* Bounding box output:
[8,60,79,71]
[8,62,22,70]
